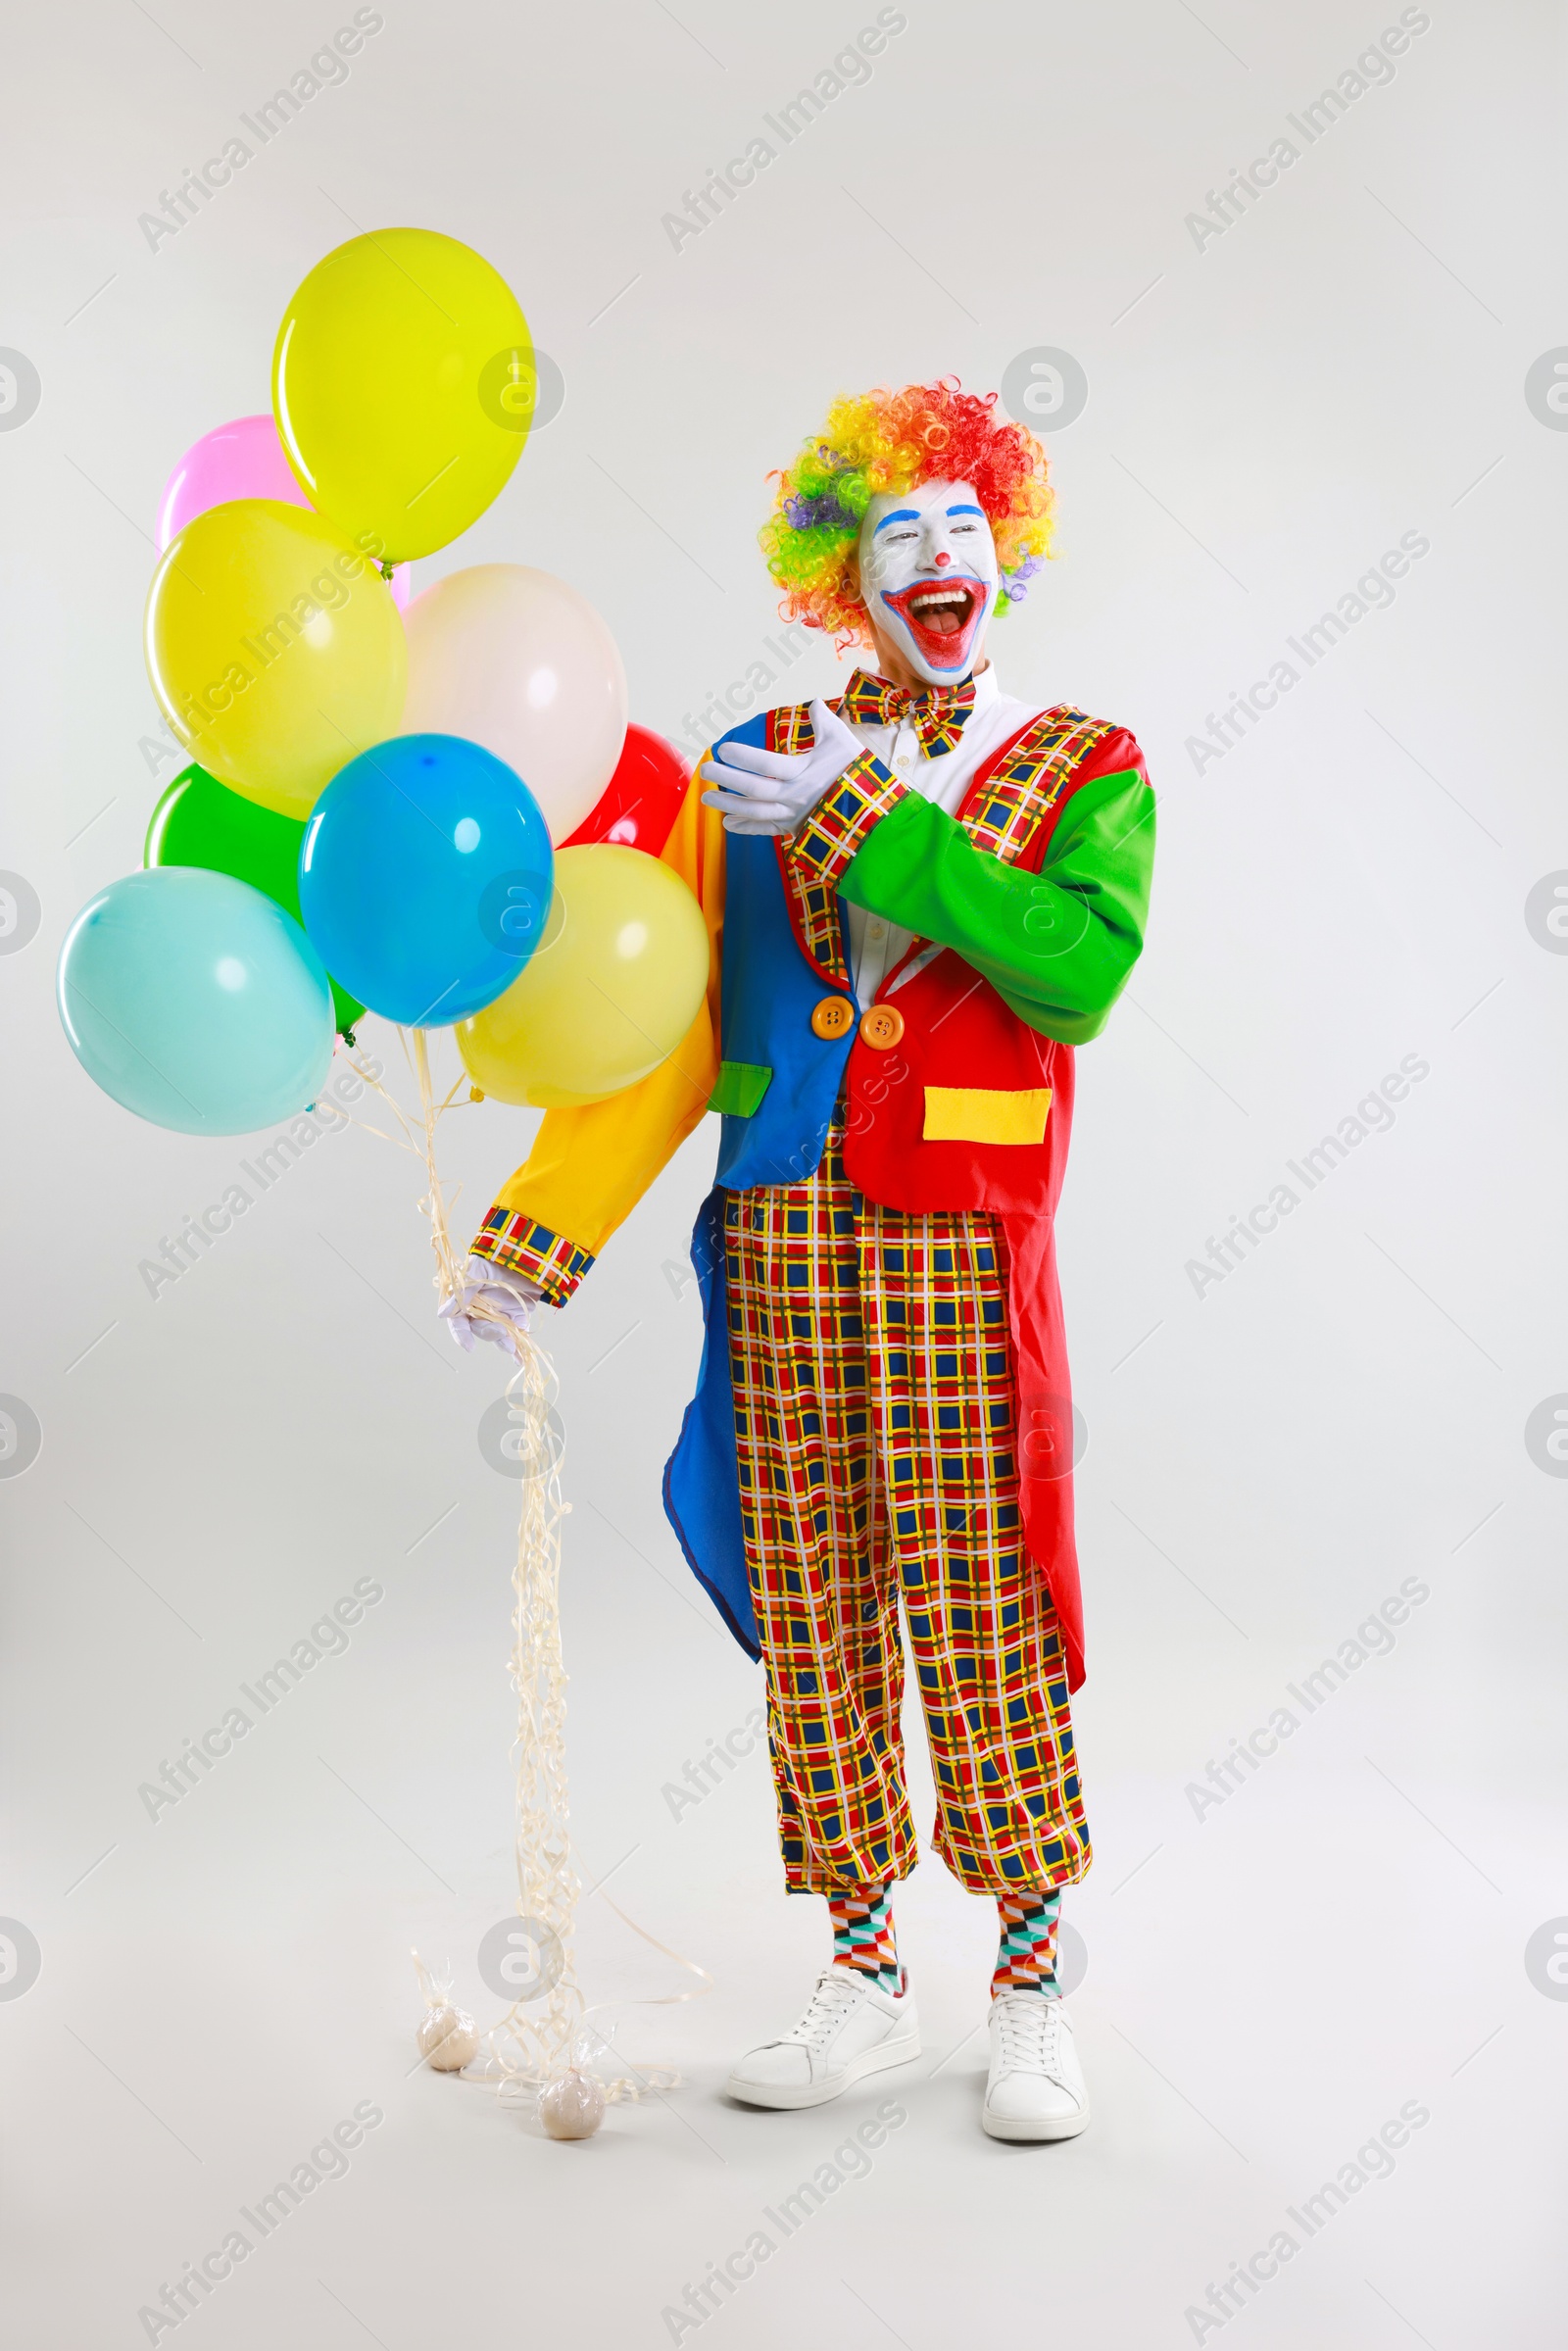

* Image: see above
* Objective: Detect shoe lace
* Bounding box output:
[785,1968,867,2052]
[995,1990,1064,2075]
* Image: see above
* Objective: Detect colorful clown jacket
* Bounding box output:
[471,683,1156,1691]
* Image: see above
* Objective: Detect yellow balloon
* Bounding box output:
[458,847,710,1108]
[144,500,407,821]
[272,229,532,563]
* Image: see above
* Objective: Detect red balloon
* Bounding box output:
[561,722,690,856]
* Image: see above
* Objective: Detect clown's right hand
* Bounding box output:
[699,698,860,835]
[438,1255,541,1359]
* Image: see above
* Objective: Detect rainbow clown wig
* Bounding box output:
[760,379,1055,652]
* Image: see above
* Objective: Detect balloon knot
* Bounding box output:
[468,1085,485,1102]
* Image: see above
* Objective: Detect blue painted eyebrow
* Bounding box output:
[872,508,921,535]
[946,503,984,517]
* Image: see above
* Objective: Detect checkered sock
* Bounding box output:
[993,1887,1062,1997]
[828,1885,901,1992]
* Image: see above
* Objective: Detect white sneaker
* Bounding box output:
[982,1990,1090,2141]
[725,1966,920,2110]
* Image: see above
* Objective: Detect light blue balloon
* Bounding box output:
[58,867,335,1135]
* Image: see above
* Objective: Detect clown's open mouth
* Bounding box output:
[881,577,988,663]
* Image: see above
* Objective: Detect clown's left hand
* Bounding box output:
[700,698,861,835]
[438,1254,541,1359]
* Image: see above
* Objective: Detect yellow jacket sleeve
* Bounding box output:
[468,765,726,1302]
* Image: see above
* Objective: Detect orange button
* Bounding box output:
[859,1004,905,1050]
[810,995,856,1040]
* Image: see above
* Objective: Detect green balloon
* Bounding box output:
[145,764,365,1036]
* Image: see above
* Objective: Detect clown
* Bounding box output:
[444,380,1155,2140]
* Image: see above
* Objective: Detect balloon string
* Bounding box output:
[340,1027,712,2101]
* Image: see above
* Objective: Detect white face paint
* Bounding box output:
[857,477,999,686]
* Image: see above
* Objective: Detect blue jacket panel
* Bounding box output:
[661,1188,759,1656]
[710,715,856,1192]
[662,713,858,1659]
[713,834,855,1191]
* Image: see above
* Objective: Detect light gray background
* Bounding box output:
[3,1,1565,2344]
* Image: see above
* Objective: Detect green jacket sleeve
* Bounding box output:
[835,764,1155,1045]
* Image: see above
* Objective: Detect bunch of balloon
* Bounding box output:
[60,226,541,1132]
[51,219,718,2120]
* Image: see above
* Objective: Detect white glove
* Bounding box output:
[699,697,862,835]
[438,1254,542,1359]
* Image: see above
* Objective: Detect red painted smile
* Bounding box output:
[881,576,989,670]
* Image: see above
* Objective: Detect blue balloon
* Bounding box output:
[58,867,335,1135]
[298,734,553,1027]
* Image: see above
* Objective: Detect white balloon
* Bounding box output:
[402,564,627,842]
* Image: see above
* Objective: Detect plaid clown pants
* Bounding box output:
[723,1124,1091,1898]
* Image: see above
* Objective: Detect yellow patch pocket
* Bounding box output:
[922,1085,1053,1146]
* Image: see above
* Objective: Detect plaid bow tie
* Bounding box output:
[839,668,978,757]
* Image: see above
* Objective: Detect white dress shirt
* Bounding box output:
[837,665,1043,1005]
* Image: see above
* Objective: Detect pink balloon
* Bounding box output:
[156,415,411,609]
